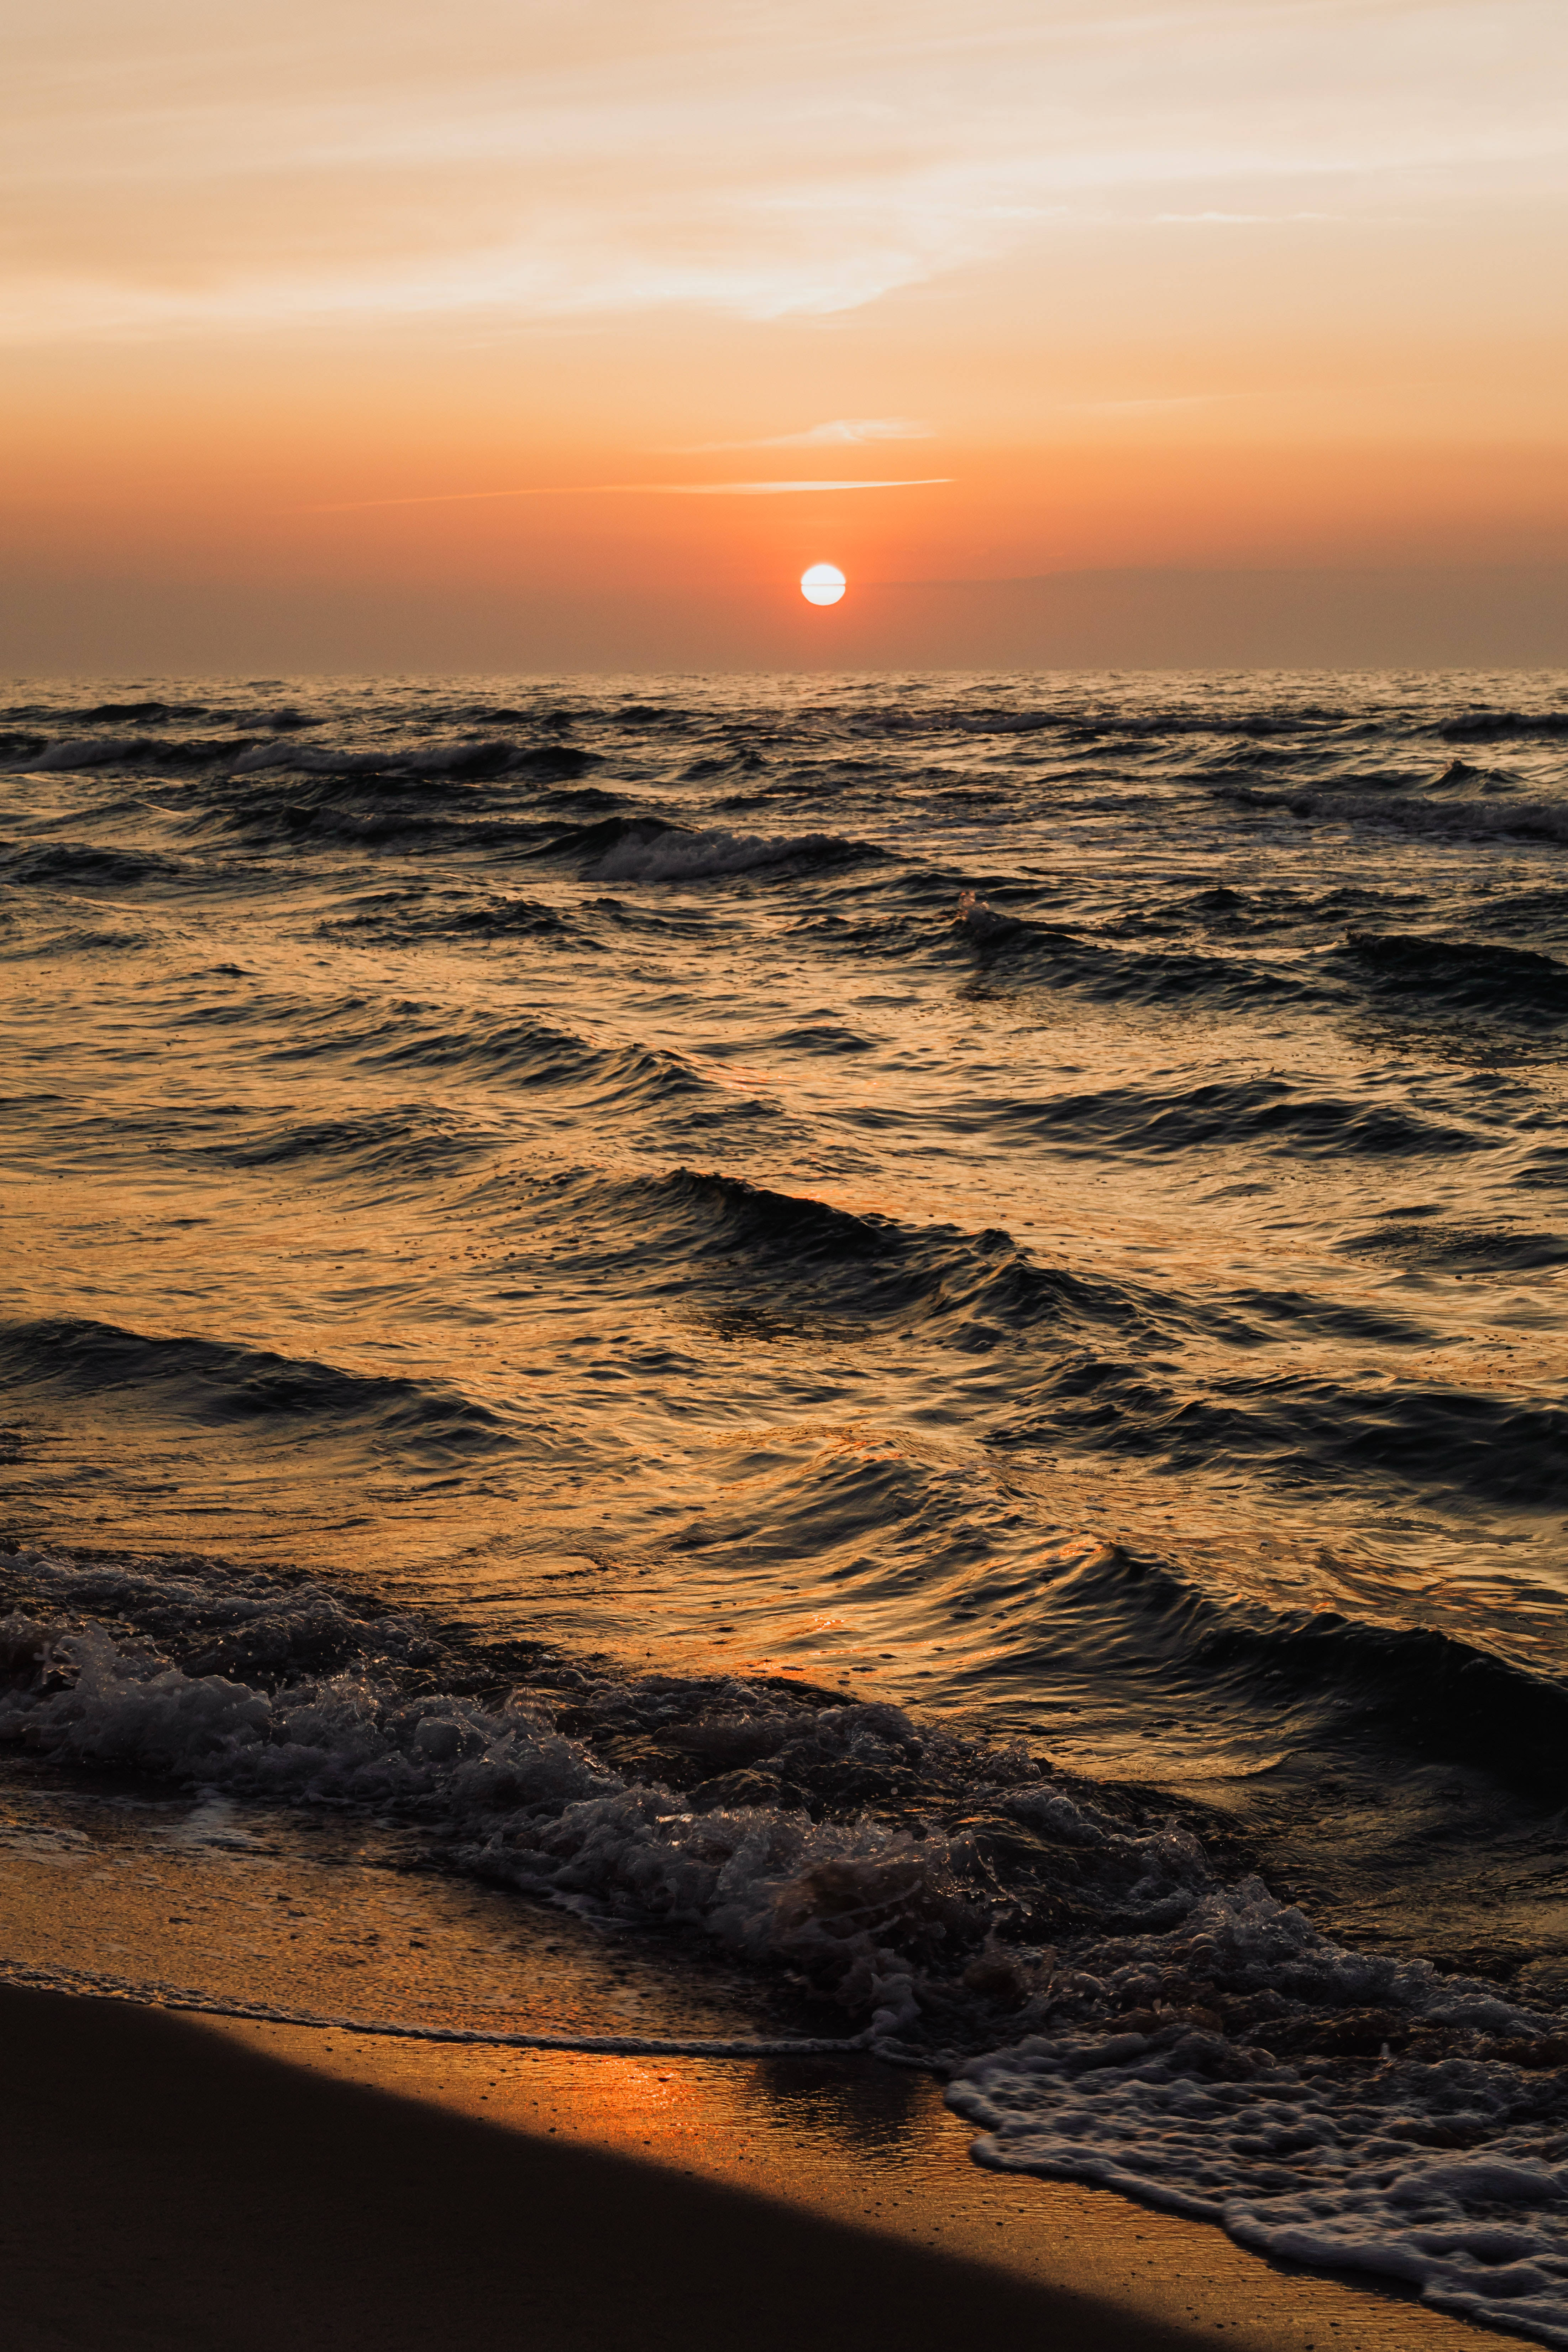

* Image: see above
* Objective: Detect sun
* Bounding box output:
[800,562,846,606]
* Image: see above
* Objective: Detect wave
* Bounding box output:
[1224,787,1568,845]
[67,700,211,722]
[207,799,588,864]
[953,894,1321,1009]
[347,1011,714,1115]
[0,1542,1196,2033]
[949,711,1075,737]
[536,814,875,882]
[992,1352,1568,1513]
[944,704,1360,743]
[321,890,584,948]
[7,733,600,782]
[962,1534,1568,1793]
[24,735,155,770]
[0,1538,1486,1992]
[1195,1603,1568,1787]
[1338,1219,1568,1274]
[195,1106,501,1180]
[210,798,531,852]
[201,997,759,1129]
[186,771,632,857]
[1438,710,1568,742]
[0,839,194,890]
[0,1318,508,1463]
[502,1167,1148,1347]
[21,735,262,772]
[980,1075,1484,1161]
[1342,930,1568,1020]
[955,889,1030,947]
[0,920,155,960]
[1440,888,1568,950]
[232,738,600,782]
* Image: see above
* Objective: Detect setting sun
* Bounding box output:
[800,563,846,606]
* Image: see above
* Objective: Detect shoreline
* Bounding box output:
[0,1980,1490,2352]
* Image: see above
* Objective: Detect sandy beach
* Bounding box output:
[0,1978,1493,2352]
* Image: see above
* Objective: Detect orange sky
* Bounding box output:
[5,0,1567,668]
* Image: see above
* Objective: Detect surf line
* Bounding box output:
[0,1959,935,2063]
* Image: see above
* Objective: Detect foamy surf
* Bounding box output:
[10,1544,1568,2338]
[953,1884,1568,2342]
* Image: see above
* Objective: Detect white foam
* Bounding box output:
[950,1881,1568,2346]
[0,1588,952,2035]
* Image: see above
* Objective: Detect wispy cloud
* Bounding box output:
[672,418,933,452]
[301,477,953,514]
[5,1,1563,344]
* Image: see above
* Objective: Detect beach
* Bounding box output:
[0,1977,1488,2352]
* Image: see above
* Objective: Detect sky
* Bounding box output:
[4,0,1566,670]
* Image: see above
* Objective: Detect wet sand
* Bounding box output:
[0,1982,1490,2352]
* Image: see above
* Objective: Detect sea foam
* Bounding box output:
[953,1882,1568,2341]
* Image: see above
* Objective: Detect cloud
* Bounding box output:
[5,0,1564,344]
[301,477,953,513]
[672,418,933,452]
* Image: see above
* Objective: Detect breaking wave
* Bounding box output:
[10,1537,1568,2336]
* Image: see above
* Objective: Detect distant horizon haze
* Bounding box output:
[5,561,1565,677]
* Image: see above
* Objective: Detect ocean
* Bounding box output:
[4,669,1568,2337]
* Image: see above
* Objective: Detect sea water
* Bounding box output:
[4,670,1568,2337]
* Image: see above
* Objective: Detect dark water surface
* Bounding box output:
[4,671,1568,2335]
